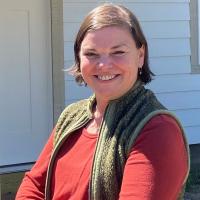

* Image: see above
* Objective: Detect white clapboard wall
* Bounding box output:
[63,0,200,144]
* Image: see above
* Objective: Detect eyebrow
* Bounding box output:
[111,44,128,49]
[82,44,128,52]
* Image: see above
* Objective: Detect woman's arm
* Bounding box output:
[119,115,188,200]
[16,128,55,199]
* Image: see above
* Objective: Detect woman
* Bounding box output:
[16,3,190,200]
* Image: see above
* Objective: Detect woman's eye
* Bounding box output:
[112,51,125,55]
[84,52,98,57]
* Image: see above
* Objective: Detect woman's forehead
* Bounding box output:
[81,26,135,48]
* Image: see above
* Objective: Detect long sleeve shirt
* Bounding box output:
[16,114,188,200]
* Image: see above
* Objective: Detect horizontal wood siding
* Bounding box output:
[63,0,200,144]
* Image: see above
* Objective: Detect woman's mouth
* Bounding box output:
[96,75,118,81]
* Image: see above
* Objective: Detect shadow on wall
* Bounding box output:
[0,172,24,200]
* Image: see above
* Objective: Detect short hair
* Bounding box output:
[68,3,154,85]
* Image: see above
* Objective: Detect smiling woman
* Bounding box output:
[16,3,190,200]
[79,26,145,105]
[70,3,153,86]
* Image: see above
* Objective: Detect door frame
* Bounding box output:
[51,0,65,124]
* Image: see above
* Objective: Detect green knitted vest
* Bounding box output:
[45,82,190,200]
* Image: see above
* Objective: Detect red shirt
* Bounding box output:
[16,115,188,200]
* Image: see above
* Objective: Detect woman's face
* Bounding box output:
[79,26,145,101]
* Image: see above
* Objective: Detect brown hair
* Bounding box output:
[68,3,154,85]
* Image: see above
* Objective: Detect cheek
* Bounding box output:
[80,57,90,72]
[80,64,88,76]
[112,57,130,69]
[80,60,95,81]
[114,56,137,72]
[121,57,139,78]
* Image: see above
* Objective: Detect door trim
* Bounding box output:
[51,0,65,124]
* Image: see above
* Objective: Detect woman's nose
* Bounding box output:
[97,55,112,68]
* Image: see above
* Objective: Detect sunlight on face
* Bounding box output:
[80,26,145,102]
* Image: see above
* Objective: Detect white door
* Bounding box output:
[0,0,53,166]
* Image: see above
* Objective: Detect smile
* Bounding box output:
[97,75,117,81]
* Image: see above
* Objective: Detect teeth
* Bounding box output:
[98,75,116,81]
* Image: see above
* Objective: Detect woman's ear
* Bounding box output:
[138,45,145,68]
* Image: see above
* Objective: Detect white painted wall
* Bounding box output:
[0,0,53,166]
[63,0,200,144]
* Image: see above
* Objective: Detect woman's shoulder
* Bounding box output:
[58,96,94,122]
[62,98,89,114]
[144,114,182,132]
[137,113,187,148]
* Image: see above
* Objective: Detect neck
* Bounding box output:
[85,98,107,134]
[94,98,109,118]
